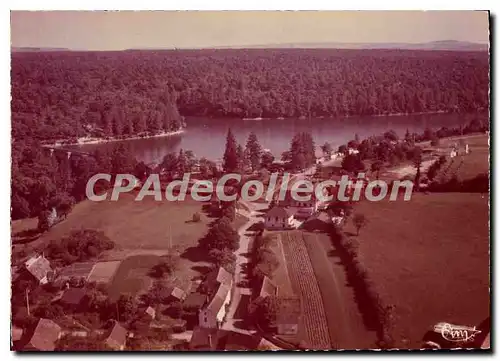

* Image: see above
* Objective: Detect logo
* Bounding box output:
[434,322,481,343]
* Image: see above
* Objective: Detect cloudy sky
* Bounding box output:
[10,11,489,50]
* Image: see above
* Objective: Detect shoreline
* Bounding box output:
[227,110,484,121]
[43,129,185,148]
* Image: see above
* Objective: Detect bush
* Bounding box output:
[192,212,201,223]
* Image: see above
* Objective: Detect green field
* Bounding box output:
[106,255,161,301]
[344,192,490,348]
[12,193,247,298]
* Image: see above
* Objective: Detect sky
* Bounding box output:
[10,11,490,50]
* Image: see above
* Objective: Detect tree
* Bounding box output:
[203,216,239,251]
[237,144,247,172]
[177,149,187,175]
[208,248,236,272]
[56,335,111,351]
[352,213,368,236]
[261,151,275,170]
[111,143,137,175]
[342,154,365,173]
[370,160,384,180]
[245,132,263,171]
[184,150,196,172]
[161,152,178,178]
[223,128,239,173]
[115,294,137,321]
[253,296,279,331]
[320,142,332,158]
[150,256,177,278]
[412,147,423,190]
[192,212,201,223]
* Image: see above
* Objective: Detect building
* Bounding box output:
[198,267,233,329]
[256,276,278,302]
[24,254,52,285]
[144,306,156,320]
[59,287,88,310]
[276,297,301,336]
[104,321,127,351]
[18,318,61,351]
[265,206,294,229]
[183,292,208,311]
[165,286,187,303]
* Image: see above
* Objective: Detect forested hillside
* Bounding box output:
[11,48,489,142]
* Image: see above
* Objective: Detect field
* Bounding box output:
[107,255,162,301]
[434,137,489,183]
[344,192,490,348]
[269,234,294,297]
[86,261,121,284]
[11,192,246,300]
[56,261,96,281]
[280,231,331,350]
[302,232,377,349]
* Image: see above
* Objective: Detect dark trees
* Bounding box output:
[223,128,239,173]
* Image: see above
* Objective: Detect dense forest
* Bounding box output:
[11,48,489,222]
[11,48,489,142]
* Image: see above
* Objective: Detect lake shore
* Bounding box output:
[43,129,185,148]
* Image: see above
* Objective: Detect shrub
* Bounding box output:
[192,212,201,223]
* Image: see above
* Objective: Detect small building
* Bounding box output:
[265,206,294,230]
[11,326,23,343]
[256,276,278,302]
[24,254,52,285]
[276,297,301,336]
[144,306,156,320]
[189,327,220,350]
[183,292,208,311]
[104,321,127,351]
[198,267,233,329]
[165,286,187,303]
[59,287,88,310]
[18,318,61,351]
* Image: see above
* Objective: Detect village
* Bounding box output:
[11,118,490,351]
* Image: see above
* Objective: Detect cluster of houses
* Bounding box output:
[264,173,367,230]
[11,254,285,351]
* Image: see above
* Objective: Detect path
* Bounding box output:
[222,200,268,335]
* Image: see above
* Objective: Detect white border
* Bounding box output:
[2,3,497,360]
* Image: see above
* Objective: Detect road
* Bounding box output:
[221,200,268,335]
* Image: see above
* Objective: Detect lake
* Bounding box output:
[70,113,485,165]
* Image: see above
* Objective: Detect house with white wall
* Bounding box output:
[265,206,295,229]
[199,267,233,329]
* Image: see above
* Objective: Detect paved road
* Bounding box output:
[222,200,268,335]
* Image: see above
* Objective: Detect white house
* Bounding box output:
[265,206,294,229]
[24,254,52,285]
[199,267,233,329]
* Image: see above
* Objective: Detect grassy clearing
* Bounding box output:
[345,193,489,348]
[11,193,235,298]
[107,255,162,301]
[302,231,377,349]
[269,233,294,297]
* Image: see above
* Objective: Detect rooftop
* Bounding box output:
[20,318,61,351]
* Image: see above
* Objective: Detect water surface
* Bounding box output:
[71,113,484,164]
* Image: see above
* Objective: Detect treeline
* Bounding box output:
[11,140,141,221]
[12,49,488,142]
[332,117,489,175]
